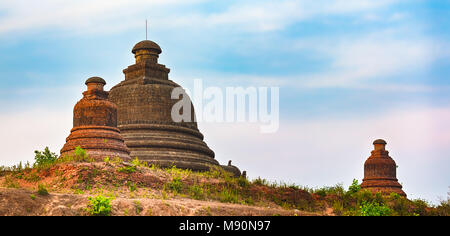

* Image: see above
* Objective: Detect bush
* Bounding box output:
[168,177,183,193]
[37,184,49,195]
[34,147,58,167]
[118,165,136,173]
[220,189,239,203]
[87,195,112,216]
[348,179,361,194]
[252,177,270,186]
[314,184,345,198]
[74,146,91,162]
[433,198,450,216]
[128,182,137,192]
[358,201,392,216]
[412,199,429,216]
[189,185,204,200]
[237,176,250,188]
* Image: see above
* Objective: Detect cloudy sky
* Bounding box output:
[0,0,449,203]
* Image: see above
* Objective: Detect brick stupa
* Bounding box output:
[361,139,406,197]
[60,77,131,161]
[109,40,240,175]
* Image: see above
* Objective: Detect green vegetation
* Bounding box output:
[358,201,392,216]
[128,182,137,192]
[58,146,94,163]
[34,147,58,167]
[168,176,183,193]
[134,200,143,215]
[86,195,113,216]
[37,183,49,195]
[118,165,136,173]
[189,185,205,200]
[348,179,361,194]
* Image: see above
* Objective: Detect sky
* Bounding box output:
[0,0,449,204]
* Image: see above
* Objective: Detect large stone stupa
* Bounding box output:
[109,40,234,173]
[361,139,406,197]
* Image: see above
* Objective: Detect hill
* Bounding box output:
[0,150,448,216]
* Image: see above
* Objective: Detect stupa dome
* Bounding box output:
[85,76,106,85]
[132,40,162,54]
[373,139,387,145]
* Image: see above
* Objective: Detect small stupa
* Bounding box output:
[60,77,131,161]
[361,139,406,197]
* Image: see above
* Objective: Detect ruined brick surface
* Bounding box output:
[108,40,226,172]
[361,139,406,197]
[61,77,131,161]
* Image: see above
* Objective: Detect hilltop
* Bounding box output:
[0,148,448,216]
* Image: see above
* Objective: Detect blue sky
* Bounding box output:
[0,0,449,203]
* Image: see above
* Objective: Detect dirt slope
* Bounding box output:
[0,187,324,216]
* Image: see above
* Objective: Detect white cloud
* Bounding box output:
[0,0,205,34]
[0,0,400,34]
[203,0,400,32]
[285,30,449,89]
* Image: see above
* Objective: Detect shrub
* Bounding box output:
[355,189,374,204]
[412,199,429,216]
[252,177,270,186]
[315,188,327,198]
[34,147,58,167]
[169,177,183,193]
[87,195,113,216]
[189,185,204,200]
[220,189,239,203]
[37,184,49,195]
[131,158,141,167]
[74,146,92,162]
[390,195,411,216]
[358,201,392,216]
[348,179,361,194]
[128,182,137,192]
[134,200,143,215]
[237,176,250,188]
[118,165,136,173]
[433,198,450,216]
[314,184,345,198]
